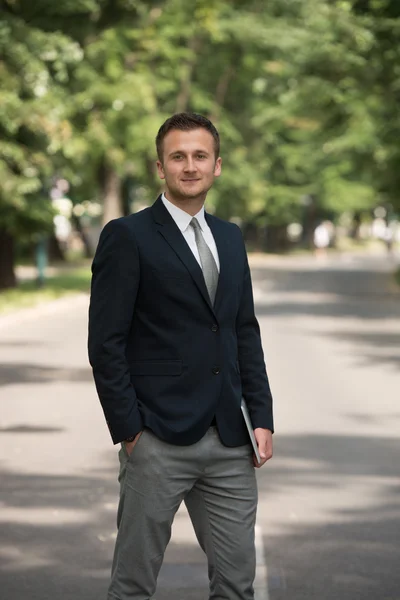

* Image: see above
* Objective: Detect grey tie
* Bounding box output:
[190,217,219,304]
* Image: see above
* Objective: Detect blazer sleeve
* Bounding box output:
[88,218,143,444]
[235,232,274,433]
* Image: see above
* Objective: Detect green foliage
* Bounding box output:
[1,0,400,244]
[0,5,83,236]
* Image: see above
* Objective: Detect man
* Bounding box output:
[88,113,274,600]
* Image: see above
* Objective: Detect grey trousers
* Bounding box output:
[108,427,258,600]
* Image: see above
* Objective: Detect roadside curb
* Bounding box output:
[0,293,89,331]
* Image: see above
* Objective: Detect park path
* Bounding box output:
[0,250,399,599]
[251,251,400,600]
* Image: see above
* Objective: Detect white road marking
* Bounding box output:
[158,517,270,596]
[255,524,270,599]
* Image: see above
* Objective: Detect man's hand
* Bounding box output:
[253,428,273,468]
[124,431,143,456]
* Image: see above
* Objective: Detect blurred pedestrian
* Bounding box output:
[383,224,394,255]
[313,221,330,257]
[88,113,274,600]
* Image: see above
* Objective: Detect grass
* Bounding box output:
[0,267,91,315]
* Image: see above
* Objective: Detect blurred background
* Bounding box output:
[0,1,399,599]
[1,0,400,298]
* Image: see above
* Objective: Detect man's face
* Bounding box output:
[156,128,222,203]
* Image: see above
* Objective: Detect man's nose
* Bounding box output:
[184,157,196,171]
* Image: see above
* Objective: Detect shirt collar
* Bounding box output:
[161,193,206,232]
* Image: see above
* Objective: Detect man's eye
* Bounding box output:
[173,155,183,160]
[197,154,206,159]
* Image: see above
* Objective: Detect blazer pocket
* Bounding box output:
[130,359,183,376]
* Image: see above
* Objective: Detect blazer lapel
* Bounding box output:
[151,197,215,313]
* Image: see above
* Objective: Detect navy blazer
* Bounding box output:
[88,196,274,445]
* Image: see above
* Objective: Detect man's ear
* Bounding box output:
[156,160,165,180]
[214,157,222,177]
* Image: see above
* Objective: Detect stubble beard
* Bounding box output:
[167,179,212,204]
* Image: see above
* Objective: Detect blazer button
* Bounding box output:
[212,366,221,375]
[211,324,218,332]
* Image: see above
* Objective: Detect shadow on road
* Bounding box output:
[260,433,400,600]
[0,454,209,600]
[324,330,400,371]
[0,257,399,599]
[252,262,400,300]
[0,434,399,599]
[0,425,65,434]
[261,434,400,488]
[0,363,92,387]
[252,265,400,319]
[0,341,48,348]
[251,263,400,372]
[0,457,116,599]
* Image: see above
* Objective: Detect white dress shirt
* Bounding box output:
[161,194,220,272]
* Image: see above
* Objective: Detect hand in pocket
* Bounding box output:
[124,431,143,456]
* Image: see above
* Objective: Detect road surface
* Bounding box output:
[0,250,399,599]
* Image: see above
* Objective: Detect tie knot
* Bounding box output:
[190,217,201,231]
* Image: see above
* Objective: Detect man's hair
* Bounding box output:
[156,113,220,162]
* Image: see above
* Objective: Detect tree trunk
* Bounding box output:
[263,225,289,252]
[48,234,66,261]
[72,215,93,258]
[175,37,202,113]
[0,229,17,290]
[209,65,235,123]
[301,194,318,249]
[350,211,362,240]
[101,162,123,226]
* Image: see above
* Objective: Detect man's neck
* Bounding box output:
[164,192,205,217]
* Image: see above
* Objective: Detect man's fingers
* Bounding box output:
[253,455,271,468]
[263,443,273,460]
[252,428,273,468]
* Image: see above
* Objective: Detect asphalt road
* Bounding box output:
[0,250,399,600]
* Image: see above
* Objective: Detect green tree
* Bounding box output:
[352,0,400,214]
[0,4,84,288]
[2,0,399,289]
[0,0,152,288]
